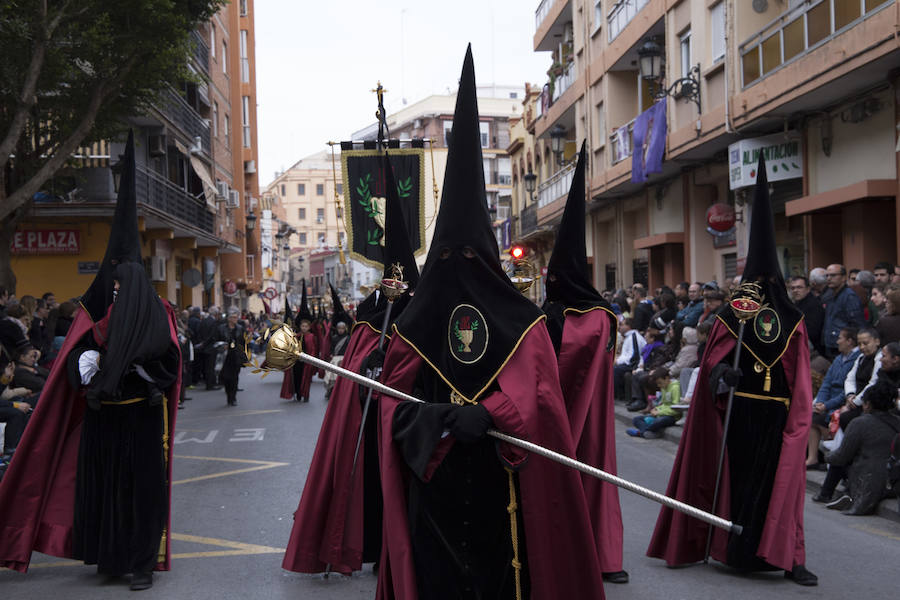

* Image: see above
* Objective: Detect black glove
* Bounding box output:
[362,348,386,378]
[444,404,493,444]
[722,366,742,388]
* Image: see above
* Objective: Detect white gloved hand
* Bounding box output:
[78,350,101,385]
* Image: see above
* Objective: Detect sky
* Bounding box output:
[254,0,550,187]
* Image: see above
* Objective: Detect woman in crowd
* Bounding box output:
[876,288,900,345]
[12,345,48,394]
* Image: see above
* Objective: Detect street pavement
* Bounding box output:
[2,363,900,599]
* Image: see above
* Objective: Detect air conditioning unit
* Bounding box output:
[216,181,229,199]
[227,189,240,208]
[150,256,166,282]
[413,118,422,129]
[190,135,202,154]
[244,160,256,174]
[149,135,166,157]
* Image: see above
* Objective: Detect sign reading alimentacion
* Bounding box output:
[728,132,802,190]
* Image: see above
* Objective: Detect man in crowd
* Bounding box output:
[873,262,893,285]
[808,327,859,472]
[614,318,646,402]
[28,298,51,359]
[822,264,866,359]
[789,276,825,356]
[631,284,654,333]
[196,306,222,390]
[698,287,725,326]
[675,282,704,327]
[809,267,828,296]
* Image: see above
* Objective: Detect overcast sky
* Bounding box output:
[254,0,550,187]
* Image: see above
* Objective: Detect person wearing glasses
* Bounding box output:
[789,276,825,356]
[822,264,866,359]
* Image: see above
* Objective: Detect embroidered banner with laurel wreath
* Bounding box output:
[340,148,426,268]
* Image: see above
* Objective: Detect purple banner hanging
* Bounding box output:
[630,98,667,183]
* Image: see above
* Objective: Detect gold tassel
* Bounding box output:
[506,468,523,600]
[763,367,772,392]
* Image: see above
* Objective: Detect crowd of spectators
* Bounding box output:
[607,260,900,515]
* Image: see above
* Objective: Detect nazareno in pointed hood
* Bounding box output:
[294,279,313,328]
[541,142,615,353]
[80,130,142,322]
[391,45,544,402]
[355,151,421,332]
[328,283,353,328]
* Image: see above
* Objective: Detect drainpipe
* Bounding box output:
[724,0,735,134]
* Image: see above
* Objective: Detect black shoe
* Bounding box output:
[206,385,222,391]
[841,505,869,516]
[237,388,244,392]
[626,400,647,412]
[178,402,185,410]
[641,431,661,439]
[825,495,852,511]
[784,564,817,586]
[130,571,153,591]
[812,491,833,503]
[602,570,629,584]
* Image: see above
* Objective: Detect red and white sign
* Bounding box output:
[706,203,736,233]
[11,229,80,255]
[264,287,278,299]
[223,280,238,296]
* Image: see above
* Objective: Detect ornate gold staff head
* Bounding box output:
[381,262,409,301]
[729,281,764,322]
[264,323,302,371]
[510,258,538,293]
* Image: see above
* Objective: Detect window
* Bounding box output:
[593,0,603,33]
[240,0,247,15]
[596,101,606,147]
[498,157,511,185]
[316,183,324,196]
[336,183,343,195]
[710,2,725,62]
[316,208,325,223]
[483,157,492,185]
[222,40,227,73]
[317,232,326,244]
[210,25,215,58]
[680,29,692,78]
[479,121,490,148]
[240,30,250,83]
[212,102,219,138]
[280,184,285,196]
[241,96,251,148]
[298,207,306,219]
[224,113,230,144]
[246,255,255,278]
[297,183,305,195]
[299,232,307,245]
[443,120,453,146]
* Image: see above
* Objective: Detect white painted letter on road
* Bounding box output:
[174,430,219,444]
[229,428,265,442]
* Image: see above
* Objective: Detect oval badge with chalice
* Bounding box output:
[754,307,780,343]
[449,304,489,364]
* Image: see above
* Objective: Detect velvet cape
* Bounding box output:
[0,302,181,572]
[280,331,318,400]
[376,325,606,600]
[282,323,382,574]
[557,308,624,572]
[646,318,811,570]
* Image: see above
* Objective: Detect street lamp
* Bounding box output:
[245,209,257,229]
[550,124,566,165]
[523,171,537,205]
[637,38,701,112]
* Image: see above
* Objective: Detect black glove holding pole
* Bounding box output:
[443,403,494,443]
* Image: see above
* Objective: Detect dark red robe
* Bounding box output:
[280,332,318,400]
[646,319,811,571]
[376,325,606,600]
[0,302,181,573]
[557,308,623,572]
[282,323,382,574]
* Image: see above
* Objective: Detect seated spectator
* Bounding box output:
[668,326,698,379]
[807,327,859,468]
[698,288,726,326]
[626,324,676,412]
[0,355,33,454]
[625,326,666,411]
[790,275,826,357]
[651,291,677,327]
[848,268,860,283]
[631,284,654,333]
[876,288,900,345]
[675,282,704,327]
[0,304,31,355]
[693,321,712,366]
[626,367,683,439]
[12,345,48,394]
[47,300,77,345]
[851,270,877,325]
[872,261,894,286]
[28,297,51,359]
[614,318,645,402]
[823,379,900,515]
[0,286,8,318]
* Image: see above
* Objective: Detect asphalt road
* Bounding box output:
[3,364,900,599]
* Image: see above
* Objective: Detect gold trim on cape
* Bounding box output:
[734,391,791,408]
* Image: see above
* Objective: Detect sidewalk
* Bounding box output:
[611,400,900,524]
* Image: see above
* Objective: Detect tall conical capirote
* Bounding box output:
[391,45,545,402]
[296,279,313,324]
[328,283,353,327]
[80,130,142,321]
[356,151,421,329]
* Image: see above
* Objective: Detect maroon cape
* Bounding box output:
[376,325,606,600]
[0,302,181,573]
[317,320,332,379]
[557,308,623,572]
[646,318,811,570]
[282,323,382,574]
[280,332,318,400]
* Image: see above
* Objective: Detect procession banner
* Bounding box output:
[341,148,426,268]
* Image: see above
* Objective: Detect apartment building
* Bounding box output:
[10,1,261,310]
[528,0,900,290]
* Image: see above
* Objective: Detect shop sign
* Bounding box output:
[11,229,80,254]
[706,203,736,235]
[77,261,100,274]
[223,280,238,297]
[728,132,802,190]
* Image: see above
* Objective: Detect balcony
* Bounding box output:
[538,61,576,119]
[610,118,636,165]
[608,0,650,42]
[537,163,575,209]
[519,203,538,237]
[159,88,211,156]
[535,0,553,30]
[190,31,210,75]
[135,166,214,234]
[739,0,892,87]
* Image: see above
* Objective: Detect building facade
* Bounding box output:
[530,0,900,291]
[10,1,262,310]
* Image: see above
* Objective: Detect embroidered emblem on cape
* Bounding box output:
[754,307,780,343]
[449,304,488,364]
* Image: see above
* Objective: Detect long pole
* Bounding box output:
[291,350,743,536]
[703,319,747,562]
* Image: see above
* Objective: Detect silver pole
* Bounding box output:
[292,351,743,536]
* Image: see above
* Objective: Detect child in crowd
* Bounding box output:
[627,367,683,439]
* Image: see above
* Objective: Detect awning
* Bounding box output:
[785,179,896,216]
[174,138,217,209]
[633,232,685,250]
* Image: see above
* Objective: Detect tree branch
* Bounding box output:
[0,39,47,172]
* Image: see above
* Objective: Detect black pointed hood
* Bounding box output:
[355,151,421,332]
[283,299,294,324]
[80,130,142,321]
[391,46,544,402]
[294,279,313,327]
[541,143,614,352]
[329,283,353,328]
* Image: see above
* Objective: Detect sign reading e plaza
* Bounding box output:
[11,229,81,255]
[729,132,802,190]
